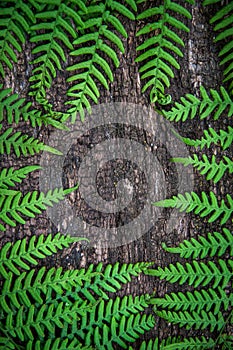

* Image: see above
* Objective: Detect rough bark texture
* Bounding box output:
[1,0,232,347]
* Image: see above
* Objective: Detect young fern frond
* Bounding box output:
[162,85,233,121]
[182,125,233,150]
[0,166,41,189]
[172,154,233,183]
[66,0,136,122]
[150,287,233,315]
[0,266,97,313]
[153,191,233,225]
[136,0,194,105]
[0,184,78,231]
[0,128,62,157]
[162,228,233,259]
[203,1,233,93]
[145,259,233,288]
[156,309,225,332]
[0,233,79,279]
[0,0,35,77]
[29,0,86,106]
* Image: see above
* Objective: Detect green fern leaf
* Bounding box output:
[153,191,233,225]
[150,287,232,315]
[0,233,79,279]
[29,0,86,105]
[0,127,62,157]
[182,126,233,150]
[136,1,192,104]
[203,1,233,93]
[26,338,90,350]
[156,309,225,332]
[172,154,233,183]
[0,0,35,77]
[163,85,233,121]
[0,337,16,350]
[66,0,136,122]
[145,259,233,288]
[135,336,215,350]
[162,228,233,259]
[0,166,41,189]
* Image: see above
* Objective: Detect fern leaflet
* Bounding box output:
[162,228,233,259]
[162,85,233,121]
[26,338,90,350]
[0,166,41,189]
[0,0,35,77]
[66,0,136,122]
[150,287,233,315]
[153,191,233,225]
[0,233,80,279]
[0,184,78,231]
[172,154,233,183]
[29,0,86,106]
[136,0,193,104]
[145,259,233,288]
[156,309,225,332]
[0,127,62,157]
[203,1,233,93]
[182,125,233,150]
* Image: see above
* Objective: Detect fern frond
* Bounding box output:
[0,337,16,350]
[0,127,62,157]
[136,0,193,104]
[163,85,233,121]
[162,228,233,259]
[64,295,150,343]
[26,338,89,350]
[182,126,233,150]
[29,0,86,105]
[0,233,79,279]
[66,0,136,122]
[203,1,233,93]
[0,266,96,313]
[0,184,78,231]
[145,259,233,288]
[153,191,233,225]
[150,287,233,315]
[172,154,233,183]
[0,166,41,189]
[0,0,35,77]
[156,309,225,332]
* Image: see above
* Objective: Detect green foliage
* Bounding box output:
[153,191,233,225]
[136,0,194,104]
[172,154,233,183]
[0,184,78,231]
[66,0,136,122]
[0,128,62,157]
[181,125,233,150]
[162,228,233,259]
[0,166,41,189]
[203,0,233,93]
[29,0,86,106]
[162,85,233,121]
[26,338,91,350]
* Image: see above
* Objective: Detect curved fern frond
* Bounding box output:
[26,338,89,350]
[153,191,233,225]
[0,266,96,313]
[66,0,136,122]
[29,0,86,105]
[0,0,35,77]
[182,126,233,150]
[0,166,41,189]
[172,154,233,183]
[0,233,79,279]
[156,309,225,332]
[203,1,233,93]
[136,336,216,350]
[162,85,233,121]
[136,0,193,104]
[150,287,233,315]
[0,127,62,157]
[145,259,233,288]
[0,184,78,231]
[162,228,233,259]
